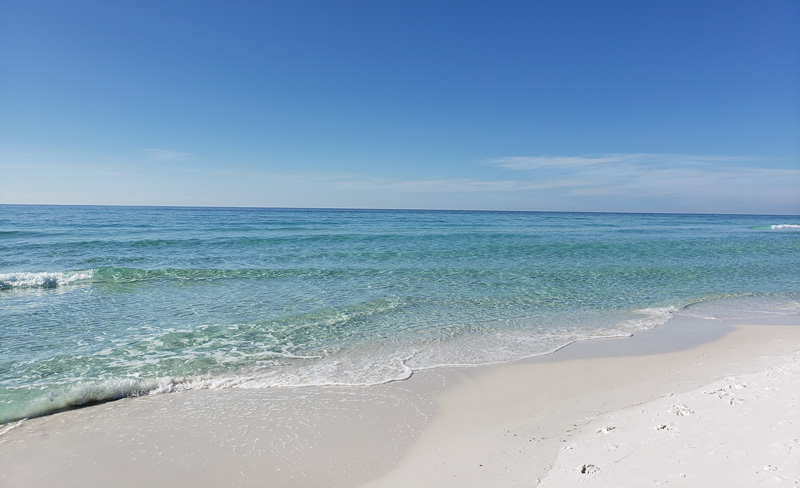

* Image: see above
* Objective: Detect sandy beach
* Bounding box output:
[4,0,798,485]
[1,304,798,487]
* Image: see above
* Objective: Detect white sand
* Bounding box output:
[539,354,800,486]
[0,385,436,488]
[1,306,798,487]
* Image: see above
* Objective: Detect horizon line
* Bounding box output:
[1,202,798,217]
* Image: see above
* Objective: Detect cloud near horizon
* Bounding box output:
[337,153,796,193]
[490,153,798,198]
[331,153,799,212]
[335,178,539,193]
[491,153,763,171]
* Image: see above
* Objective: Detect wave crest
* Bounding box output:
[0,270,95,290]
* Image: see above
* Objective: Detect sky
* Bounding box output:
[1,0,798,214]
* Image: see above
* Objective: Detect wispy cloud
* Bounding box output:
[491,153,798,192]
[493,154,637,170]
[331,153,799,213]
[337,153,794,195]
[563,165,798,198]
[491,153,757,171]
[144,148,191,161]
[487,153,800,210]
[336,178,538,193]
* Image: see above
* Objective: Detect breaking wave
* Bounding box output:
[0,270,95,290]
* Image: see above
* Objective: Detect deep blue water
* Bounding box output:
[1,205,799,423]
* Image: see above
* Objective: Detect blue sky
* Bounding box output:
[1,1,798,213]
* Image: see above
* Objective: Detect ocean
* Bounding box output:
[1,205,798,424]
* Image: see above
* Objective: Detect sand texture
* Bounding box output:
[1,309,798,487]
[539,353,800,486]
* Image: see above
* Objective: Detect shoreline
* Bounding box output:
[364,305,800,487]
[0,299,688,425]
[1,302,798,487]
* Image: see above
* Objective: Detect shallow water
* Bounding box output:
[1,205,798,422]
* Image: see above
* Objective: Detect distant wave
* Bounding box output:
[0,230,61,237]
[0,270,95,290]
[88,266,374,283]
[770,224,800,230]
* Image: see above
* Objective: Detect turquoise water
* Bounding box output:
[1,205,799,423]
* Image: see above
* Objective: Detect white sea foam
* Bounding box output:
[615,306,679,333]
[0,270,95,289]
[1,353,416,422]
[0,420,25,440]
[770,224,800,230]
